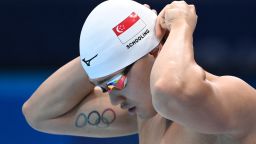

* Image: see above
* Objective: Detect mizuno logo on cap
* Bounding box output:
[82,54,98,66]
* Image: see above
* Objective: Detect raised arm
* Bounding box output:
[150,1,256,137]
[22,57,137,138]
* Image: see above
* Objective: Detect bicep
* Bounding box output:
[35,91,138,138]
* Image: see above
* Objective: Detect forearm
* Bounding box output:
[23,57,94,121]
[151,24,204,92]
[150,27,223,132]
[164,25,194,63]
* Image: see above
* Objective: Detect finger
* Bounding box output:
[155,13,166,38]
[94,86,104,96]
[189,4,196,12]
[158,4,170,20]
[152,9,157,14]
[169,1,188,9]
[189,4,195,7]
[143,4,150,9]
[172,0,187,5]
[180,0,187,4]
[155,5,169,38]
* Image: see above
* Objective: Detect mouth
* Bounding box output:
[128,106,136,115]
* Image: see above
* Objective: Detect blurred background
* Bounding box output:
[0,0,255,144]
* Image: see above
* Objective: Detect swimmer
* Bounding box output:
[22,0,256,143]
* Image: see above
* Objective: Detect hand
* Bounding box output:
[156,1,198,38]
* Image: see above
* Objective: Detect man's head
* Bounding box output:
[79,0,162,119]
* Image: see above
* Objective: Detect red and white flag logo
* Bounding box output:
[112,12,146,43]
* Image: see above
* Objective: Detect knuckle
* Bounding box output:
[172,0,186,4]
[165,8,172,13]
[169,1,189,10]
[169,1,177,7]
[152,9,157,14]
[179,1,187,4]
[189,4,195,8]
[190,5,196,11]
[143,4,150,8]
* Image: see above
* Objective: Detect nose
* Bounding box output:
[109,93,125,106]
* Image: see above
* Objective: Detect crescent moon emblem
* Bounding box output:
[116,25,124,33]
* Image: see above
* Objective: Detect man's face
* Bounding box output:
[91,43,163,119]
[91,54,157,119]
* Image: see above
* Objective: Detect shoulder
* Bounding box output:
[212,75,255,93]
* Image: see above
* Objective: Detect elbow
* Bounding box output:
[151,77,203,113]
[22,101,44,131]
[150,78,185,117]
[150,64,207,116]
[151,64,206,103]
[151,78,182,97]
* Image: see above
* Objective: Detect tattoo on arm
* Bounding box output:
[75,108,116,128]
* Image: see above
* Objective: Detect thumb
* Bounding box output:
[155,5,169,39]
[155,16,166,39]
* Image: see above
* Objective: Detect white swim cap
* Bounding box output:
[80,0,160,79]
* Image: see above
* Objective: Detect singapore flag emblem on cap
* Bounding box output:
[112,12,146,44]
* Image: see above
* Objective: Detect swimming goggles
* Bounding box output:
[99,64,133,93]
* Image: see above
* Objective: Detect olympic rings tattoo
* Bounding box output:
[88,111,101,126]
[75,108,116,128]
[102,108,116,124]
[75,113,87,128]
